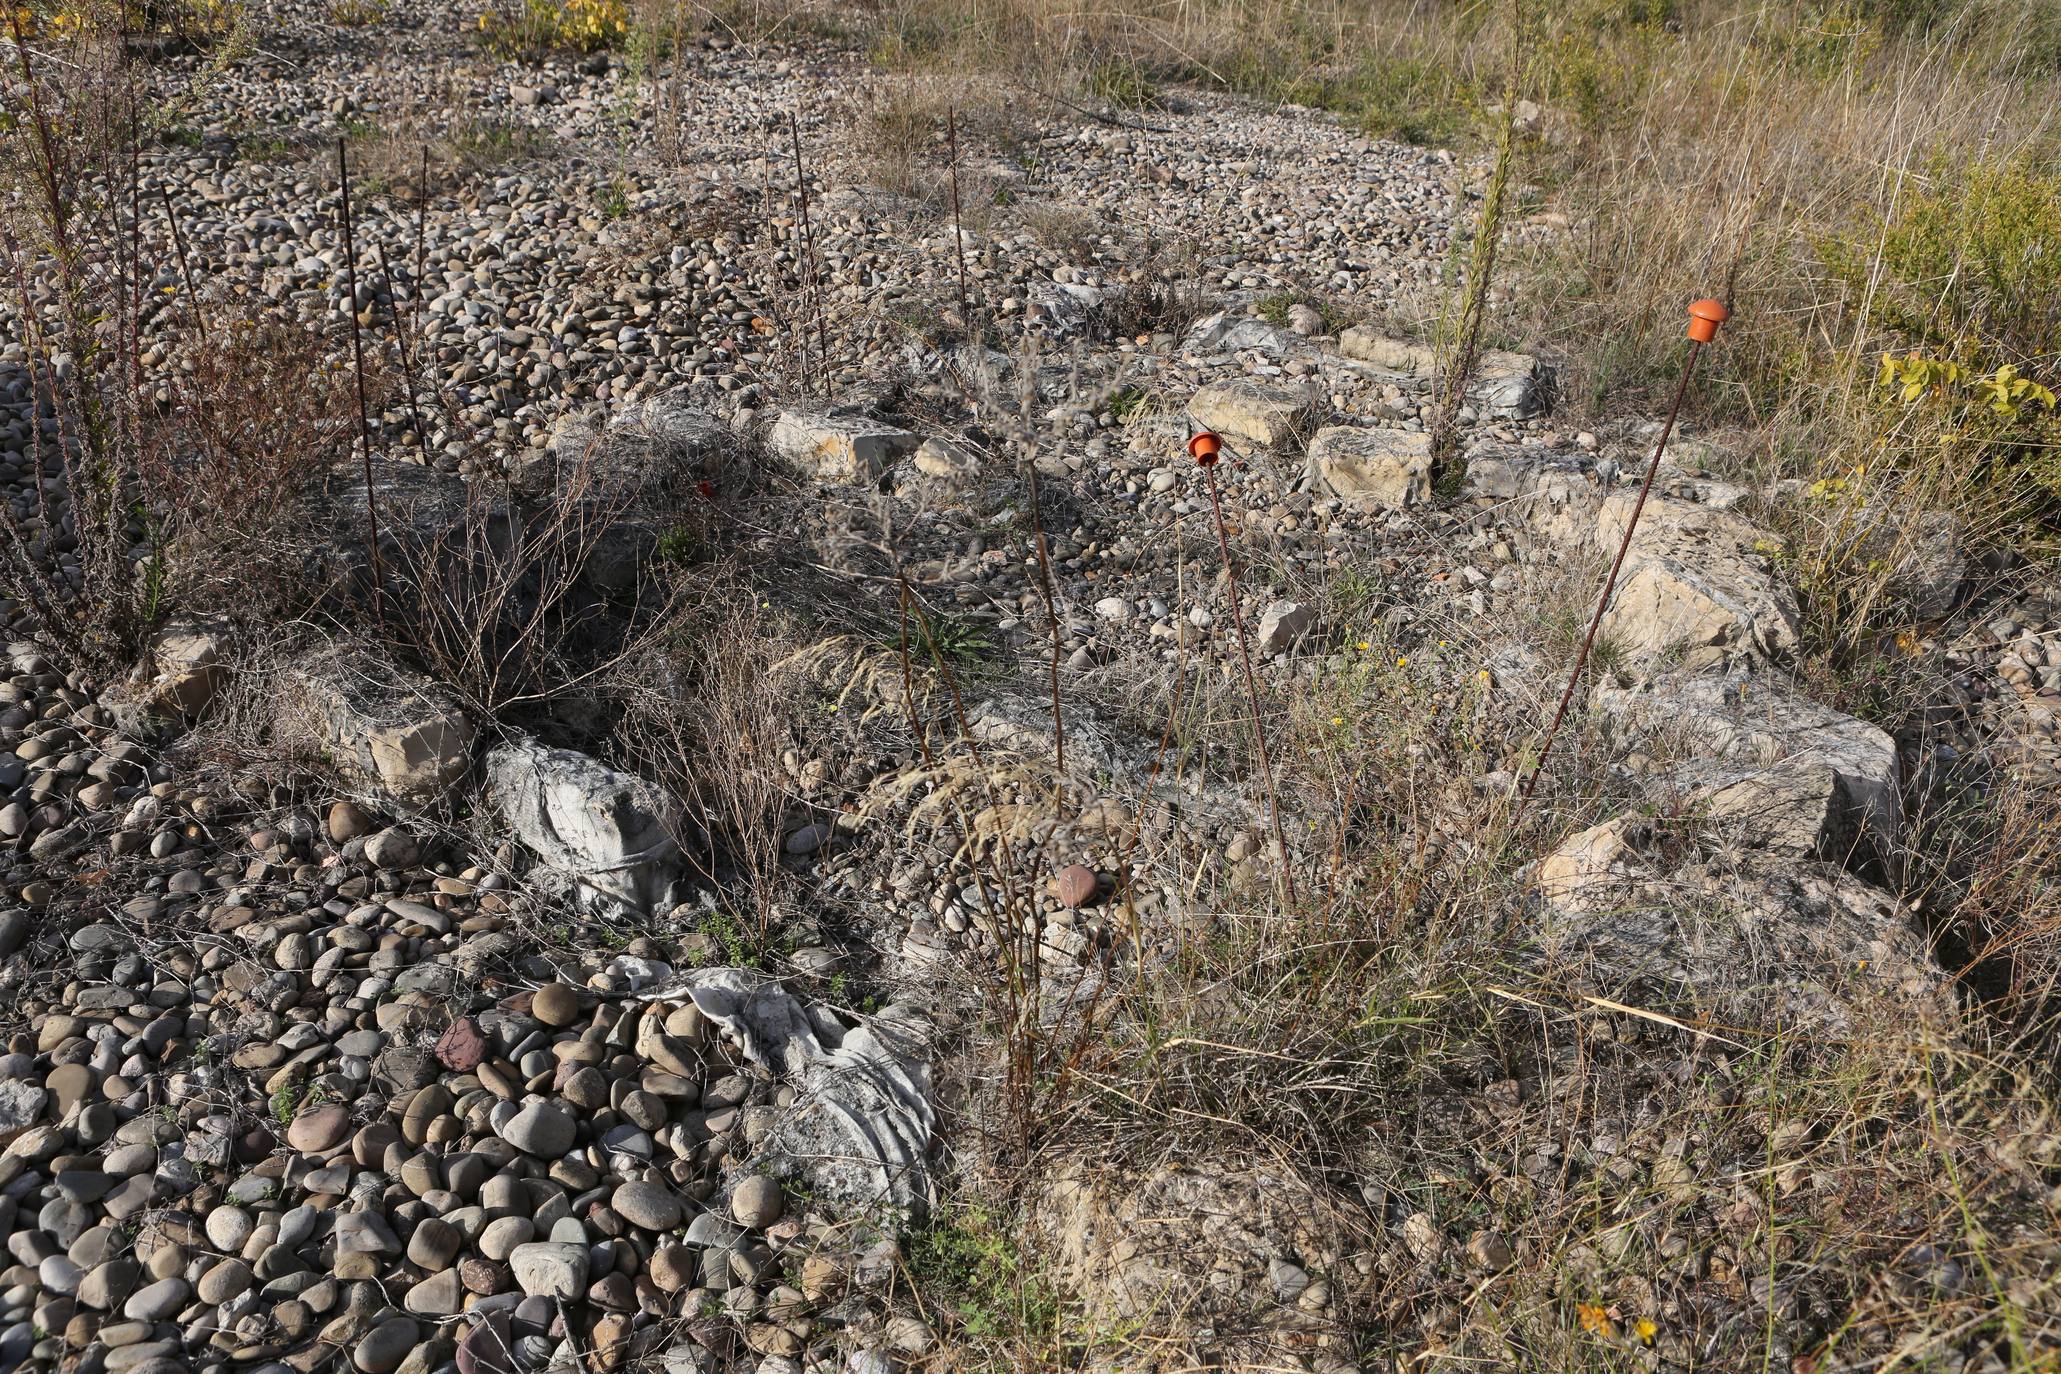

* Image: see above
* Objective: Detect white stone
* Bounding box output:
[510,1242,589,1299]
[486,737,683,914]
[1255,601,1314,655]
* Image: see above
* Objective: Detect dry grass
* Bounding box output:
[9,0,2061,1367]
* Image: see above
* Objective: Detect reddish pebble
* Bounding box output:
[434,1017,487,1072]
[1054,865,1099,908]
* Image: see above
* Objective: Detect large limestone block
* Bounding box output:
[1533,833,1942,1035]
[281,645,474,809]
[1187,380,1319,450]
[1307,426,1432,509]
[767,412,916,484]
[1598,673,1900,867]
[1597,493,1800,669]
[1336,329,1553,416]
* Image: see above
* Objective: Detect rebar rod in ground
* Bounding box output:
[337,138,387,635]
[1199,449,1296,904]
[1018,336,1065,777]
[413,145,432,465]
[1516,299,1728,817]
[947,106,970,331]
[158,189,209,344]
[374,241,425,462]
[788,111,829,394]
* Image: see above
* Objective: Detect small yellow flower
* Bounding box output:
[1633,1318,1657,1346]
[1576,1303,1614,1338]
[1356,640,1370,652]
[1396,656,1408,668]
[1330,715,1343,725]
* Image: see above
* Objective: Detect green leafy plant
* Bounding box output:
[907,1201,1061,1346]
[1105,385,1148,422]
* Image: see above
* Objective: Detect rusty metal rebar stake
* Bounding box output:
[1192,430,1296,903]
[1515,297,1731,817]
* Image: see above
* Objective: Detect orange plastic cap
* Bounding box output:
[1188,431,1222,466]
[1687,298,1730,343]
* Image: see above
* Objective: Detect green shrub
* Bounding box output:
[1820,152,2061,361]
[1302,57,1478,146]
[477,0,625,58]
[1086,53,1160,110]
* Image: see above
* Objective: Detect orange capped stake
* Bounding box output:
[1518,287,1728,821]
[1188,430,1221,466]
[1687,298,1729,343]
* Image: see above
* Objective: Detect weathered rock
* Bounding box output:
[1597,673,1900,866]
[1308,426,1432,509]
[1336,330,1552,416]
[279,644,474,808]
[485,737,683,914]
[1336,328,1437,374]
[1037,1161,1360,1346]
[143,622,229,715]
[1536,817,1641,913]
[509,1242,588,1299]
[686,970,933,1216]
[1596,493,1800,669]
[1187,380,1318,451]
[596,394,733,472]
[1184,311,1306,359]
[911,437,980,485]
[0,1079,47,1146]
[1864,508,1965,620]
[1532,837,1943,1033]
[1469,350,1554,419]
[767,411,916,484]
[1255,601,1314,656]
[1463,442,1601,545]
